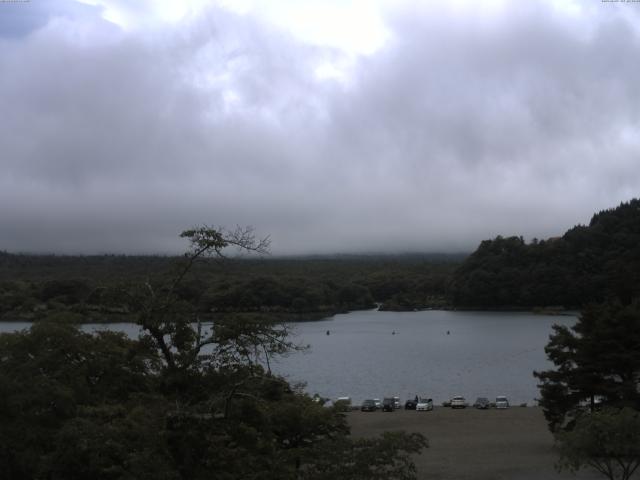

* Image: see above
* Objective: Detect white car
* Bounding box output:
[495,396,510,409]
[450,396,467,409]
[393,396,401,409]
[373,398,382,410]
[416,397,433,411]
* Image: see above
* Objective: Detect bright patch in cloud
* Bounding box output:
[78,0,209,30]
[213,0,391,56]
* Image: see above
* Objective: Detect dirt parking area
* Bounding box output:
[348,407,605,480]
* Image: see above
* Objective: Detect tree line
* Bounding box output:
[0,252,459,322]
[3,199,640,321]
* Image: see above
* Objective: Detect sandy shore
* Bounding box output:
[347,407,606,480]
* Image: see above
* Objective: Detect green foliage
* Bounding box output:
[0,313,426,480]
[451,199,640,308]
[46,402,177,480]
[299,431,428,480]
[40,279,92,305]
[0,322,159,480]
[556,408,640,480]
[535,301,640,432]
[0,252,460,321]
[0,227,428,479]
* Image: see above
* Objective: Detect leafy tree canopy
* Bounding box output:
[451,198,640,308]
[0,226,427,480]
[535,301,640,432]
[556,407,640,480]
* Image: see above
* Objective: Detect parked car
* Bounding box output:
[393,396,401,409]
[382,397,395,412]
[335,397,352,411]
[495,396,510,409]
[450,396,467,409]
[416,397,433,411]
[361,399,377,412]
[373,398,382,410]
[474,397,490,409]
[404,398,418,410]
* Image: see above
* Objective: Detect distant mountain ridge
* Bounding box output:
[449,199,640,308]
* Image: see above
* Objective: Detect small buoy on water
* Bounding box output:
[392,330,396,335]
[326,330,330,335]
[446,330,450,335]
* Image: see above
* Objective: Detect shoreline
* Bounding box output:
[0,306,580,324]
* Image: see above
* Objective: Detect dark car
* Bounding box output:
[474,397,490,409]
[361,399,377,412]
[404,398,418,410]
[382,397,395,412]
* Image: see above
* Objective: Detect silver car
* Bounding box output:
[416,397,433,411]
[495,396,510,409]
[450,396,466,409]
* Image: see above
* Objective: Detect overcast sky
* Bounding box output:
[1,0,639,255]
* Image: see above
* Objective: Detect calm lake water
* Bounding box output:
[274,310,575,406]
[0,310,575,406]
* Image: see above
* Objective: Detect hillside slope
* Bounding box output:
[450,199,640,308]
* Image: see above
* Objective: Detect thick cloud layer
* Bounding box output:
[1,1,639,254]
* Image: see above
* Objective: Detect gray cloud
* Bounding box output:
[0,0,101,38]
[1,1,640,255]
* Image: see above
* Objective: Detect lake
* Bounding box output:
[0,309,575,406]
[273,309,575,406]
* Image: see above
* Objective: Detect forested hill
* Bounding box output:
[449,199,640,309]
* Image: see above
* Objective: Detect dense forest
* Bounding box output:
[0,252,460,322]
[450,199,640,309]
[1,198,639,322]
